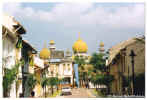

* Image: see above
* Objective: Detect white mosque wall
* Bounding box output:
[47,61,73,84]
[34,56,44,68]
[63,63,73,76]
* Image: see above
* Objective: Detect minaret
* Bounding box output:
[99,41,105,53]
[66,48,71,57]
[49,40,56,51]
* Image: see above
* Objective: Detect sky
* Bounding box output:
[3,2,145,55]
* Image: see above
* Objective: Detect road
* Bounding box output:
[56,88,96,98]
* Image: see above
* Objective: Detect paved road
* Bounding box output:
[56,88,96,98]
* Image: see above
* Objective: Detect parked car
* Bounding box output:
[61,86,72,95]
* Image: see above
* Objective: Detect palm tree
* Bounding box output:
[25,73,38,96]
[41,77,48,97]
[48,77,59,95]
[3,61,22,97]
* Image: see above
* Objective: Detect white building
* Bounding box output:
[2,14,26,97]
[39,40,74,88]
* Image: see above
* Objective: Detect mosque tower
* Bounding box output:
[49,40,56,52]
[65,48,72,57]
[99,41,105,53]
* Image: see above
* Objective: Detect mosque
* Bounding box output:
[72,32,88,59]
[39,32,105,88]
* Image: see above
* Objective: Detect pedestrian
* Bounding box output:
[30,91,35,98]
[19,93,24,98]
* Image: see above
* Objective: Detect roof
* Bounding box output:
[22,40,37,52]
[2,13,26,35]
[49,59,61,63]
[50,50,64,59]
[107,37,144,65]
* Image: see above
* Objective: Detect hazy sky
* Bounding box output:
[3,3,145,54]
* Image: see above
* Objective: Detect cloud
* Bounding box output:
[3,3,144,30]
[2,3,145,53]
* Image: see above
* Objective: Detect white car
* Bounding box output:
[61,86,72,95]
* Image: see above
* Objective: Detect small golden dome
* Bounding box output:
[72,39,88,53]
[100,41,104,47]
[40,44,50,59]
[50,40,55,45]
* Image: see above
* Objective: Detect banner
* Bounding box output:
[74,64,79,88]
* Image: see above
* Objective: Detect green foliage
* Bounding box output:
[74,56,86,69]
[41,77,49,88]
[3,61,23,97]
[16,36,22,48]
[25,73,38,91]
[29,55,34,66]
[89,52,114,94]
[91,74,113,85]
[48,77,59,86]
[89,53,106,72]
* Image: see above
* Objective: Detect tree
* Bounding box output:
[90,53,106,72]
[89,52,114,94]
[74,56,86,70]
[41,77,49,97]
[25,73,38,96]
[48,77,59,95]
[3,61,23,97]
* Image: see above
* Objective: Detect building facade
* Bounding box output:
[107,37,145,95]
[2,14,26,97]
[39,41,74,88]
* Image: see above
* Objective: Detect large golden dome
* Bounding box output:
[39,44,50,59]
[72,37,88,53]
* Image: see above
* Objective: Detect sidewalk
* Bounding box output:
[88,89,103,98]
[86,89,96,98]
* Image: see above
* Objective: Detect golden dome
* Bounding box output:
[40,43,50,59]
[72,38,88,53]
[50,40,55,45]
[100,41,104,47]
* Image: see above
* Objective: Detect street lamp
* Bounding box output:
[129,50,136,95]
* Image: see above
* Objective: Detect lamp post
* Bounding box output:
[129,50,136,95]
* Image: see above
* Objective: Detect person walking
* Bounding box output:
[30,91,35,98]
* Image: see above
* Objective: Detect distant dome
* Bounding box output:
[50,40,55,45]
[40,44,50,59]
[100,41,104,47]
[72,38,88,53]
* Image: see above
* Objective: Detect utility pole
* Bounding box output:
[129,50,136,95]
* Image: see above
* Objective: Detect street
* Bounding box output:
[56,88,96,98]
